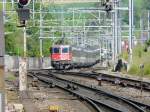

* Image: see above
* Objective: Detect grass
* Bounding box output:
[127,44,150,76]
[6,72,16,81]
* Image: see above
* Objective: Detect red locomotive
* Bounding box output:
[50,45,72,69]
[50,44,100,70]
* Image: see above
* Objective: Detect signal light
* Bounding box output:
[18,0,30,7]
[17,0,30,27]
[17,8,30,27]
[105,4,112,12]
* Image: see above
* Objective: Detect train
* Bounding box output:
[50,44,100,70]
[50,45,72,69]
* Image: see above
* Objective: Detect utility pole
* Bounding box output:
[112,0,117,62]
[84,20,86,47]
[0,11,5,112]
[39,2,43,69]
[32,0,35,26]
[2,0,6,22]
[112,11,115,62]
[23,27,27,57]
[98,10,102,62]
[140,16,143,43]
[148,10,150,40]
[61,6,64,40]
[39,2,43,57]
[114,0,118,60]
[128,0,133,65]
[113,0,122,59]
[40,39,43,57]
[72,8,75,45]
[118,0,122,54]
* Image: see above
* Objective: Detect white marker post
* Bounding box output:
[19,27,27,91]
[19,58,27,91]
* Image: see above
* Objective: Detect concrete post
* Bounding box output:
[19,58,27,91]
[40,39,43,69]
[19,27,27,91]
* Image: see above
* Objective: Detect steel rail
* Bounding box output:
[58,84,103,112]
[50,70,150,111]
[32,75,126,112]
[51,74,146,112]
[30,71,146,112]
[28,73,102,112]
[28,74,104,112]
[56,71,150,91]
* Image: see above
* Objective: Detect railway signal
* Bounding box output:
[18,0,31,8]
[17,0,30,27]
[101,0,113,17]
[105,2,112,12]
[101,0,113,12]
[16,0,30,92]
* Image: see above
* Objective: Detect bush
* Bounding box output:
[138,50,142,58]
[121,51,128,60]
[128,64,139,75]
[143,64,150,75]
[128,64,150,76]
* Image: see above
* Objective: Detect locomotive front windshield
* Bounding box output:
[53,47,60,53]
[62,47,69,53]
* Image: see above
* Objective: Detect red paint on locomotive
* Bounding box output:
[51,54,61,61]
[50,45,72,62]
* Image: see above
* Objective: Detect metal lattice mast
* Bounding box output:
[148,10,150,40]
[128,0,133,64]
[40,2,43,57]
[112,5,116,62]
[118,0,122,54]
[2,0,6,22]
[114,0,118,60]
[0,11,5,111]
[32,0,35,26]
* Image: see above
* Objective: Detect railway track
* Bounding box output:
[55,70,150,91]
[28,74,103,112]
[19,91,39,112]
[29,71,150,112]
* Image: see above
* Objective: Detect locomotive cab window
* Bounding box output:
[62,47,69,53]
[53,47,60,53]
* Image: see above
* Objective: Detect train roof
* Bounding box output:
[52,45,70,47]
